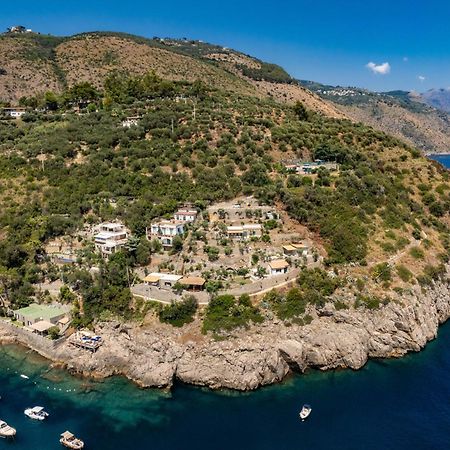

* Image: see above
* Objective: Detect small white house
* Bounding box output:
[147,220,185,247]
[268,259,289,276]
[122,116,140,128]
[226,224,262,241]
[173,208,198,223]
[94,222,129,256]
[3,107,27,118]
[143,272,183,289]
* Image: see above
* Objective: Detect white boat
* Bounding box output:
[299,404,312,421]
[0,420,16,437]
[24,406,49,421]
[60,430,84,449]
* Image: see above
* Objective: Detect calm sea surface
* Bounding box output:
[1,154,449,450]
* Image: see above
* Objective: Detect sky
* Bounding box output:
[1,0,449,92]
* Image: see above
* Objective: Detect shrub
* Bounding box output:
[159,296,198,327]
[47,326,60,340]
[372,263,392,283]
[202,294,263,333]
[409,247,424,259]
[396,264,413,282]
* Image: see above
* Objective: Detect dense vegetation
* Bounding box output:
[202,294,263,334]
[159,296,198,327]
[0,67,449,329]
[238,62,293,84]
[264,268,341,321]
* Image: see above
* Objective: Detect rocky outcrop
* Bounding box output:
[1,277,450,391]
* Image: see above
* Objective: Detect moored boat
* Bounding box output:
[60,430,84,449]
[299,404,312,421]
[24,406,49,421]
[0,420,16,437]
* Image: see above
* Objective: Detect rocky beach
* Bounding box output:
[1,274,449,391]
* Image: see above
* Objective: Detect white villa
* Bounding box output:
[122,116,140,128]
[226,224,262,241]
[173,208,198,223]
[94,222,129,256]
[2,107,27,118]
[143,272,183,289]
[147,220,185,247]
[268,259,289,275]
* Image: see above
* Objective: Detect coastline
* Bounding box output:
[1,270,450,391]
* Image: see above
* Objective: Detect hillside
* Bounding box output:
[299,81,450,153]
[0,31,343,118]
[0,65,449,328]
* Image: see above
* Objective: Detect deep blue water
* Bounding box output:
[1,153,449,450]
[1,321,450,450]
[430,154,450,168]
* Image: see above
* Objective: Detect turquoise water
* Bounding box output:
[1,153,449,449]
[1,321,450,449]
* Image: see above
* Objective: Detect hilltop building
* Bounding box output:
[268,259,289,275]
[121,116,140,128]
[2,107,27,118]
[143,272,183,289]
[226,224,262,241]
[147,220,185,247]
[94,222,129,256]
[173,207,198,223]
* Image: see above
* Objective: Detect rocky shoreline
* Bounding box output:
[1,276,450,391]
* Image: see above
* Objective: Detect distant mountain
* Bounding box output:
[420,88,450,113]
[299,80,450,153]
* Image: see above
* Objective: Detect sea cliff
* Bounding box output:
[1,274,450,391]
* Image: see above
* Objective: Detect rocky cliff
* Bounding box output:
[1,275,450,391]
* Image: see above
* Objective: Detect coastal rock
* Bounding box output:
[2,273,450,391]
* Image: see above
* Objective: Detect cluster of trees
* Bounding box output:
[159,296,198,327]
[264,268,341,320]
[237,62,293,84]
[202,294,263,334]
[1,69,449,325]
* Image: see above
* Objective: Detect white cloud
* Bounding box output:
[418,75,426,82]
[366,62,391,75]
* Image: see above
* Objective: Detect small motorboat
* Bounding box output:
[20,374,29,380]
[299,404,312,421]
[24,406,49,421]
[60,430,84,449]
[0,420,16,438]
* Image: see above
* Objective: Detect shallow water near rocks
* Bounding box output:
[1,156,449,449]
[1,319,450,449]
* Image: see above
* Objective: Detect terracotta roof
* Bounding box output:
[30,320,54,333]
[180,276,206,286]
[269,259,289,270]
[143,274,161,283]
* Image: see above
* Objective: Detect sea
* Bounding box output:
[1,155,450,450]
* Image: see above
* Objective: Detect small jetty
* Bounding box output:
[70,331,102,352]
[60,430,84,449]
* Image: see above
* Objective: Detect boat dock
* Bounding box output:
[70,331,102,352]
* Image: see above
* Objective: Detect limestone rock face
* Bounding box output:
[1,276,450,391]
